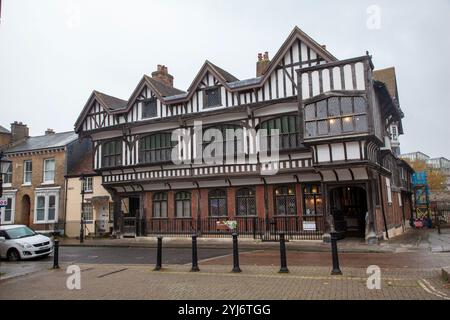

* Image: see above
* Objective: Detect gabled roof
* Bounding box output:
[0,125,10,134]
[4,131,78,154]
[144,76,185,97]
[75,90,127,131]
[94,91,128,111]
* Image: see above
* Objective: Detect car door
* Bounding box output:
[0,230,8,258]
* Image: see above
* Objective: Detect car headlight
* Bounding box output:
[19,243,33,249]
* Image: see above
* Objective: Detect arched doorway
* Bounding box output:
[21,195,31,226]
[329,186,367,238]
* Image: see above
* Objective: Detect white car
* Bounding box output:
[0,225,54,261]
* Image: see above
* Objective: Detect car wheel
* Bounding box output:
[7,248,21,262]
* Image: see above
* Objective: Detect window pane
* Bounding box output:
[342,116,354,132]
[304,104,315,121]
[4,198,12,221]
[305,122,316,138]
[161,201,167,218]
[45,159,55,171]
[317,120,328,135]
[142,99,157,118]
[176,201,183,218]
[329,118,341,134]
[354,97,366,113]
[183,200,191,217]
[341,97,353,114]
[316,100,327,118]
[36,196,45,221]
[328,97,340,117]
[355,115,368,131]
[153,202,161,217]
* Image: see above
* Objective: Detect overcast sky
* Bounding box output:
[0,0,449,158]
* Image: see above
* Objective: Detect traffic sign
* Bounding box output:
[0,198,8,207]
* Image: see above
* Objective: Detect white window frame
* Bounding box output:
[386,178,392,205]
[43,158,56,184]
[1,162,13,188]
[0,191,16,224]
[82,176,93,193]
[23,160,32,185]
[34,188,59,224]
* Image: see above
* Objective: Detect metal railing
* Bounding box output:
[144,215,324,240]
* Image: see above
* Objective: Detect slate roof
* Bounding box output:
[144,76,186,97]
[4,131,78,153]
[94,91,128,111]
[207,61,239,83]
[0,125,10,134]
[67,149,95,176]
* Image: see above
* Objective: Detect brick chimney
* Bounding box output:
[256,52,270,77]
[151,65,174,87]
[10,121,29,143]
[45,128,55,135]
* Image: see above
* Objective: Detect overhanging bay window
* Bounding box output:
[260,115,300,150]
[34,189,59,224]
[102,139,122,168]
[139,133,175,164]
[304,96,368,138]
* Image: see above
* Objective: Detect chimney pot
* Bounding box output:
[45,128,55,135]
[10,121,29,143]
[256,51,271,77]
[151,64,174,87]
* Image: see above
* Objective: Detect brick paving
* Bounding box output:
[1,262,449,300]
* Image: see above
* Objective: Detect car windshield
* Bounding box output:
[5,226,36,239]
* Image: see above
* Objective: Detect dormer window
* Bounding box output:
[204,87,221,108]
[142,98,157,119]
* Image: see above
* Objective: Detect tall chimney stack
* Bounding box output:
[10,121,29,143]
[45,128,55,135]
[151,64,174,87]
[256,51,270,77]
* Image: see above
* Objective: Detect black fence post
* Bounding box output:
[437,209,442,234]
[232,232,241,273]
[330,232,342,275]
[253,216,257,240]
[191,234,200,272]
[53,239,60,269]
[154,236,163,271]
[279,232,289,273]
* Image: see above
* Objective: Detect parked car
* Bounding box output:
[0,225,53,261]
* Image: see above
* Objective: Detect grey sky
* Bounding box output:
[0,0,449,158]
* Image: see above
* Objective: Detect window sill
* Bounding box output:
[41,181,55,185]
[22,183,32,187]
[34,221,58,224]
[2,183,12,188]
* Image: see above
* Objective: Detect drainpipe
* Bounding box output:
[64,177,68,236]
[378,173,389,239]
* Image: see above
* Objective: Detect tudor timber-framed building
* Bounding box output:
[74,26,414,243]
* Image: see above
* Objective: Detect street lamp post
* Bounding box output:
[79,174,85,243]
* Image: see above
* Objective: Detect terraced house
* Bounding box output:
[0,124,89,235]
[74,26,414,243]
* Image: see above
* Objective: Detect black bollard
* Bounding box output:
[330,232,342,275]
[191,234,200,272]
[154,236,163,271]
[278,233,289,273]
[232,232,241,273]
[53,239,60,269]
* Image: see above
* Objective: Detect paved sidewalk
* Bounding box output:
[58,228,450,253]
[1,262,449,300]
